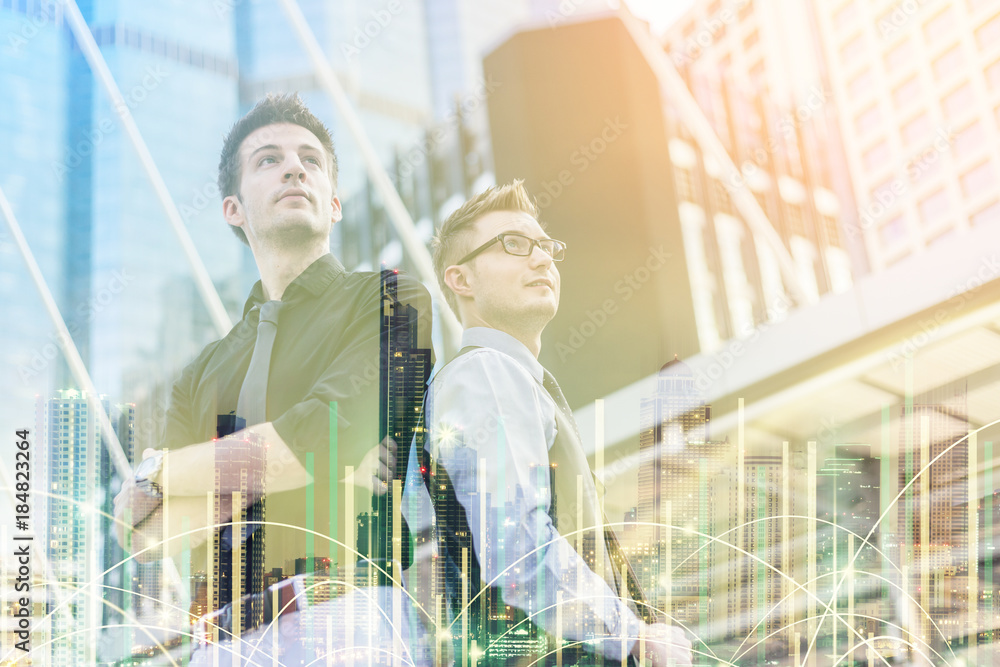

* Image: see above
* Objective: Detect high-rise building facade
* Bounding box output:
[663,0,1000,272]
[812,1,1000,270]
[637,358,731,630]
[43,390,133,665]
[1,2,70,453]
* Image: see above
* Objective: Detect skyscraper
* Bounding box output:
[44,390,133,665]
[662,0,1000,272]
[637,357,730,630]
[811,1,1000,270]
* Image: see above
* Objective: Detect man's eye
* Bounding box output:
[258,156,277,166]
[304,156,320,165]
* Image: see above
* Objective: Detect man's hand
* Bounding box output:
[343,436,397,496]
[112,449,163,550]
[633,623,693,667]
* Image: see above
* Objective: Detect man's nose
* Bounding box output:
[283,155,306,181]
[528,243,554,269]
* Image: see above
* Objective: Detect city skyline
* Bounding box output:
[4,0,1000,664]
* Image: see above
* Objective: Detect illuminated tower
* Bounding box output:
[369,269,433,584]
[896,383,968,644]
[728,455,793,658]
[211,421,266,636]
[45,390,133,665]
[817,444,882,650]
[638,357,729,628]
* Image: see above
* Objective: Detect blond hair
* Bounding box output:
[432,180,540,316]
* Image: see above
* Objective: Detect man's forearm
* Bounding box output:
[160,422,311,496]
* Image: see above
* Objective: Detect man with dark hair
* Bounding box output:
[115,93,432,665]
[216,93,339,246]
[412,180,692,666]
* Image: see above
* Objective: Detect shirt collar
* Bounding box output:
[242,253,346,317]
[459,327,544,384]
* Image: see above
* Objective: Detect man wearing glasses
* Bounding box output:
[412,180,692,666]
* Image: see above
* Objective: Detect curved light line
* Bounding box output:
[802,417,1000,666]
[60,0,231,336]
[729,571,950,665]
[445,519,890,667]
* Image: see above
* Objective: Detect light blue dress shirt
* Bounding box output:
[406,327,641,661]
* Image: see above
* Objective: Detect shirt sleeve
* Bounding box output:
[429,350,641,661]
[160,341,220,451]
[270,272,434,465]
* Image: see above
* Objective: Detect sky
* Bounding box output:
[623,0,695,34]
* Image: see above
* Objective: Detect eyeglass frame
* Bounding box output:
[455,232,567,265]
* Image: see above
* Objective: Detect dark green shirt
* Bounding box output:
[161,253,433,574]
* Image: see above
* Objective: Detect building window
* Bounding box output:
[863,140,891,171]
[784,203,806,238]
[855,105,882,136]
[976,13,1000,50]
[902,112,932,145]
[918,189,951,223]
[960,160,995,197]
[834,2,859,32]
[885,39,913,74]
[675,167,696,202]
[924,8,956,43]
[943,82,975,120]
[840,33,864,65]
[849,69,875,100]
[954,121,985,160]
[892,76,921,107]
[713,180,734,215]
[986,59,1000,92]
[932,44,964,81]
[971,199,1000,226]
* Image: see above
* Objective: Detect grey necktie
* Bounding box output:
[237,300,283,426]
[543,369,582,440]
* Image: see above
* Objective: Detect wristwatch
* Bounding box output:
[134,451,164,498]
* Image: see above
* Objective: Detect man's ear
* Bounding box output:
[444,265,475,301]
[223,194,244,231]
[331,195,343,225]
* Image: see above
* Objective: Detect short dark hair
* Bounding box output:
[432,180,541,316]
[218,93,338,245]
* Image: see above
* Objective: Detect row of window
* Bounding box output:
[83,24,238,78]
[1,2,237,78]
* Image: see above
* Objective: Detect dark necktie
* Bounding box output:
[237,300,283,426]
[543,367,647,610]
[542,369,582,437]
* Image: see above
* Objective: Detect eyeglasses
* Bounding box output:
[456,232,567,265]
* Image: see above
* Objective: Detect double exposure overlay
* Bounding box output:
[2,0,1000,665]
